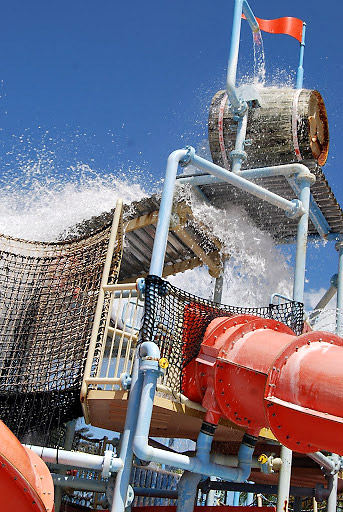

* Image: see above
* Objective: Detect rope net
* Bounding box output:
[141,275,304,394]
[0,224,122,440]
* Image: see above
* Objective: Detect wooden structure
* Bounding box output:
[209,88,329,170]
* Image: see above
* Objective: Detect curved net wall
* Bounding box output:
[141,275,304,394]
[0,223,122,439]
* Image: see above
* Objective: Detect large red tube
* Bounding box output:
[0,420,54,511]
[182,315,343,454]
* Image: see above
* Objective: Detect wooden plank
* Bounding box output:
[172,226,222,277]
[86,389,244,441]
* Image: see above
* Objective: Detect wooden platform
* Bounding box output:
[86,389,246,442]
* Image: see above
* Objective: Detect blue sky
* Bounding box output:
[0,0,342,295]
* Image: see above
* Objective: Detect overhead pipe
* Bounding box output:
[185,150,308,218]
[23,444,122,478]
[226,0,259,114]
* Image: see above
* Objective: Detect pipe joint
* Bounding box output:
[296,171,316,186]
[139,341,160,361]
[230,149,247,166]
[180,145,195,167]
[285,199,305,218]
[136,277,145,299]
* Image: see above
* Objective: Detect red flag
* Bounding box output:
[242,15,304,43]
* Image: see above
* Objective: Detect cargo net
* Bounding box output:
[140,275,304,395]
[0,225,122,440]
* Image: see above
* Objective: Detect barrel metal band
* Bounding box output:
[218,92,230,169]
[292,89,303,162]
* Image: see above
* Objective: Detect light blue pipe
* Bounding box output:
[226,1,259,114]
[133,354,255,482]
[233,491,240,506]
[111,357,143,512]
[190,152,304,217]
[292,174,312,303]
[242,0,259,32]
[149,148,188,277]
[296,23,306,89]
[286,175,330,239]
[177,161,314,184]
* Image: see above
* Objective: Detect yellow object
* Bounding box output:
[159,358,169,369]
[258,454,268,465]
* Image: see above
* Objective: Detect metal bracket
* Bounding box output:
[285,199,305,218]
[120,372,132,391]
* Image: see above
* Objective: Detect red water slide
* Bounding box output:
[0,420,54,511]
[182,314,343,454]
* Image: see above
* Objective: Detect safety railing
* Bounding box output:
[83,283,144,392]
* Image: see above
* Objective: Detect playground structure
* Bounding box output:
[2,0,343,511]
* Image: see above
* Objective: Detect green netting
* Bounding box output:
[0,226,122,439]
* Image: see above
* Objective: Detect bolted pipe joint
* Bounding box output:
[180,145,196,167]
[295,170,316,186]
[285,198,305,218]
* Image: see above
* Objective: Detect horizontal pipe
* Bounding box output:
[177,162,314,185]
[52,474,179,499]
[189,154,305,216]
[133,360,254,482]
[52,473,107,492]
[24,445,122,475]
[134,486,178,499]
[199,480,329,499]
[102,282,137,292]
[307,452,340,474]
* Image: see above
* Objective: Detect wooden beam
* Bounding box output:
[172,225,222,277]
[124,210,159,232]
[119,253,219,284]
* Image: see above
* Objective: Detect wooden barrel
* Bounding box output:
[208,88,329,170]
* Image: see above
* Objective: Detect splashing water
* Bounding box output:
[0,149,148,241]
[174,186,293,308]
[253,30,266,86]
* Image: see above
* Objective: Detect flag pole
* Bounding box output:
[296,22,306,89]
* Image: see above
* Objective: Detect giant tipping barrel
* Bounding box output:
[182,315,343,455]
[208,88,329,169]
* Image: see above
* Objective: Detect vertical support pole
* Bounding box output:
[294,496,302,512]
[54,419,77,512]
[205,477,216,506]
[335,240,343,336]
[233,491,240,506]
[277,446,293,512]
[257,494,263,507]
[313,497,318,512]
[111,358,143,512]
[277,174,312,512]
[326,454,339,512]
[112,149,187,511]
[149,149,188,276]
[296,23,306,89]
[213,274,224,303]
